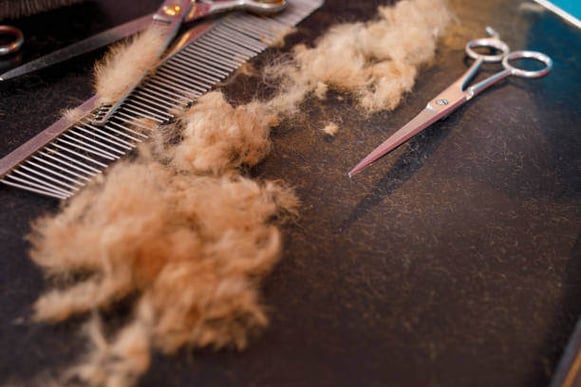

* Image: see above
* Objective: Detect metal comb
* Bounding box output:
[0,0,323,199]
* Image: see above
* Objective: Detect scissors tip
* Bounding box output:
[0,72,15,81]
[347,163,367,179]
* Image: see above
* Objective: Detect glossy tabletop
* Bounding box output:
[0,1,579,386]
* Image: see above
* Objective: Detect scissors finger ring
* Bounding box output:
[0,25,23,56]
[465,37,510,62]
[503,50,553,78]
[464,30,552,79]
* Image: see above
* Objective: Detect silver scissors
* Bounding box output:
[0,25,23,56]
[89,0,287,125]
[0,0,286,82]
[348,27,553,178]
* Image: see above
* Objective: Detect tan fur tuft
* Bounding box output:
[322,122,339,137]
[172,92,278,175]
[61,107,87,125]
[94,25,168,105]
[264,0,451,114]
[30,156,299,385]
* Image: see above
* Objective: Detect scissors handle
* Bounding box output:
[465,28,552,78]
[0,25,23,56]
[502,50,553,78]
[465,36,510,63]
[463,30,552,98]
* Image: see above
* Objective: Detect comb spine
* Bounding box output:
[0,96,99,178]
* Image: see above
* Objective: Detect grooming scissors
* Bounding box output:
[0,0,287,82]
[91,0,287,125]
[348,27,553,178]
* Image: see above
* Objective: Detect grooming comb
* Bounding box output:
[0,0,324,199]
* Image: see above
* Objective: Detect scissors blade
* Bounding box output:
[91,0,195,125]
[0,14,153,81]
[348,107,447,178]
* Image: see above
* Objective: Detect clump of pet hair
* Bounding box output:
[30,159,299,385]
[61,106,87,124]
[322,122,339,137]
[29,91,299,386]
[94,24,168,105]
[265,0,451,114]
[0,0,83,19]
[171,92,279,175]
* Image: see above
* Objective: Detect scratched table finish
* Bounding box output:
[0,0,580,386]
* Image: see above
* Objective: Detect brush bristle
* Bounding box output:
[0,0,84,19]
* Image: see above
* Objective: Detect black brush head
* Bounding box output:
[0,0,84,19]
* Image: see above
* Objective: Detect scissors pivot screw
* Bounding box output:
[162,5,182,17]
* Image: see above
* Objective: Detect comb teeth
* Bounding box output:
[0,0,324,199]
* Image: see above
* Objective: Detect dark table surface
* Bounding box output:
[0,0,580,386]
